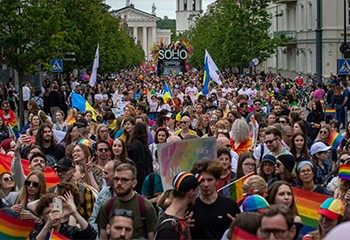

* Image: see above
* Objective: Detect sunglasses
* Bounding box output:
[25,180,39,188]
[112,209,134,219]
[265,138,277,145]
[3,176,13,182]
[98,148,110,152]
[180,121,188,124]
[320,131,328,134]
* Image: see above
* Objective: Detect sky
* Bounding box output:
[105,0,215,19]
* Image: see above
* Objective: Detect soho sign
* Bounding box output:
[158,49,188,60]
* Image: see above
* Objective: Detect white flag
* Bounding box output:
[89,44,99,87]
[205,49,222,85]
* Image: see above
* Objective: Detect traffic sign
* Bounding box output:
[337,58,350,75]
[50,59,63,73]
[249,61,255,67]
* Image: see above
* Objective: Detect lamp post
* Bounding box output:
[315,0,322,84]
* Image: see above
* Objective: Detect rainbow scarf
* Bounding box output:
[327,130,344,149]
[217,172,255,202]
[0,211,35,239]
[0,153,59,188]
[339,165,350,181]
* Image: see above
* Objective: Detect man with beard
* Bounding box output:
[189,160,240,239]
[106,209,134,240]
[49,157,95,220]
[97,163,157,240]
[154,172,201,239]
[34,123,65,167]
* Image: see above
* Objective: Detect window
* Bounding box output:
[308,3,313,29]
[300,4,305,30]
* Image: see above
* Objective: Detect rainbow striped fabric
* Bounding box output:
[0,211,35,239]
[0,153,59,188]
[326,130,344,149]
[291,187,329,236]
[339,164,350,181]
[47,229,69,240]
[231,226,260,240]
[217,172,255,202]
[324,108,336,115]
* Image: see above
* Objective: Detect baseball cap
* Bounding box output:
[172,172,202,192]
[53,157,76,170]
[317,198,344,220]
[261,154,276,165]
[242,195,269,212]
[310,142,331,156]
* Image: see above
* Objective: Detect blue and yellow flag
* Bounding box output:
[71,92,97,121]
[163,82,173,103]
[202,56,210,95]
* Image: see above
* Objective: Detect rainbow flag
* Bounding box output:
[325,108,336,115]
[326,130,344,149]
[0,211,35,239]
[163,82,173,103]
[71,92,97,121]
[48,229,69,240]
[339,164,350,181]
[217,172,255,202]
[231,226,260,240]
[0,153,59,189]
[291,187,329,236]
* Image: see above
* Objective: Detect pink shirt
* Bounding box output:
[314,89,325,100]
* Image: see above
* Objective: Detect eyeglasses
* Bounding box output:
[320,131,328,134]
[114,177,135,184]
[225,144,232,148]
[112,209,134,219]
[55,168,70,174]
[25,180,39,188]
[300,169,312,174]
[259,228,289,238]
[254,103,261,106]
[98,148,110,152]
[100,129,109,133]
[340,157,350,164]
[279,121,286,124]
[243,163,256,168]
[3,176,13,182]
[265,138,277,145]
[180,121,188,124]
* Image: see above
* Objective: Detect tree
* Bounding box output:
[190,0,284,72]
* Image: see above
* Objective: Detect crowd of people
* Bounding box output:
[0,69,349,239]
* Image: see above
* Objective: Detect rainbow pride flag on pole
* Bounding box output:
[0,211,35,239]
[0,153,59,188]
[217,172,255,202]
[326,130,344,149]
[47,229,69,240]
[291,187,329,236]
[71,92,97,122]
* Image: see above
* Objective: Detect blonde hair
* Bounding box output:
[243,175,267,197]
[231,119,250,143]
[17,171,46,207]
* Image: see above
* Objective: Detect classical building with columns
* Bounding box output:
[176,0,202,33]
[111,3,171,59]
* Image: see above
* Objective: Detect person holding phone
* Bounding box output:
[30,192,97,240]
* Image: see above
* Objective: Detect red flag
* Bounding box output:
[231,226,260,240]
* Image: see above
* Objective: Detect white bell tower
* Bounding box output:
[176,0,202,34]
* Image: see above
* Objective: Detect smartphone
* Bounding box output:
[52,197,62,214]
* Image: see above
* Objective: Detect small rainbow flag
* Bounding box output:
[291,187,329,236]
[217,172,255,202]
[339,164,350,181]
[325,108,336,115]
[326,130,344,149]
[0,153,59,189]
[231,226,260,240]
[0,211,35,239]
[48,229,69,240]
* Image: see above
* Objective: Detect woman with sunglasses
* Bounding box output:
[3,170,46,221]
[268,154,297,187]
[295,161,330,195]
[315,124,337,171]
[0,172,16,197]
[310,142,331,185]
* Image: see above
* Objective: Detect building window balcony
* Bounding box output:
[273,30,297,44]
[274,0,297,4]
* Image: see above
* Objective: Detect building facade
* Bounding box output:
[112,3,171,59]
[265,0,348,78]
[176,0,202,33]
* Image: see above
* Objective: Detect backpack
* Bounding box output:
[105,194,147,235]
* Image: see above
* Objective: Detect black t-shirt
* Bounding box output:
[154,212,191,240]
[43,144,65,167]
[190,195,241,239]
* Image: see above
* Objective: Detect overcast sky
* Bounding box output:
[105,0,215,19]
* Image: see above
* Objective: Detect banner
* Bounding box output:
[158,137,217,191]
[0,211,35,239]
[217,172,255,202]
[291,187,329,236]
[0,153,59,188]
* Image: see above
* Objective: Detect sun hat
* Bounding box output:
[317,198,344,220]
[172,172,202,192]
[242,195,269,212]
[310,142,331,156]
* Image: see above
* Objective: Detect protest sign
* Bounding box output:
[291,187,329,236]
[158,137,216,191]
